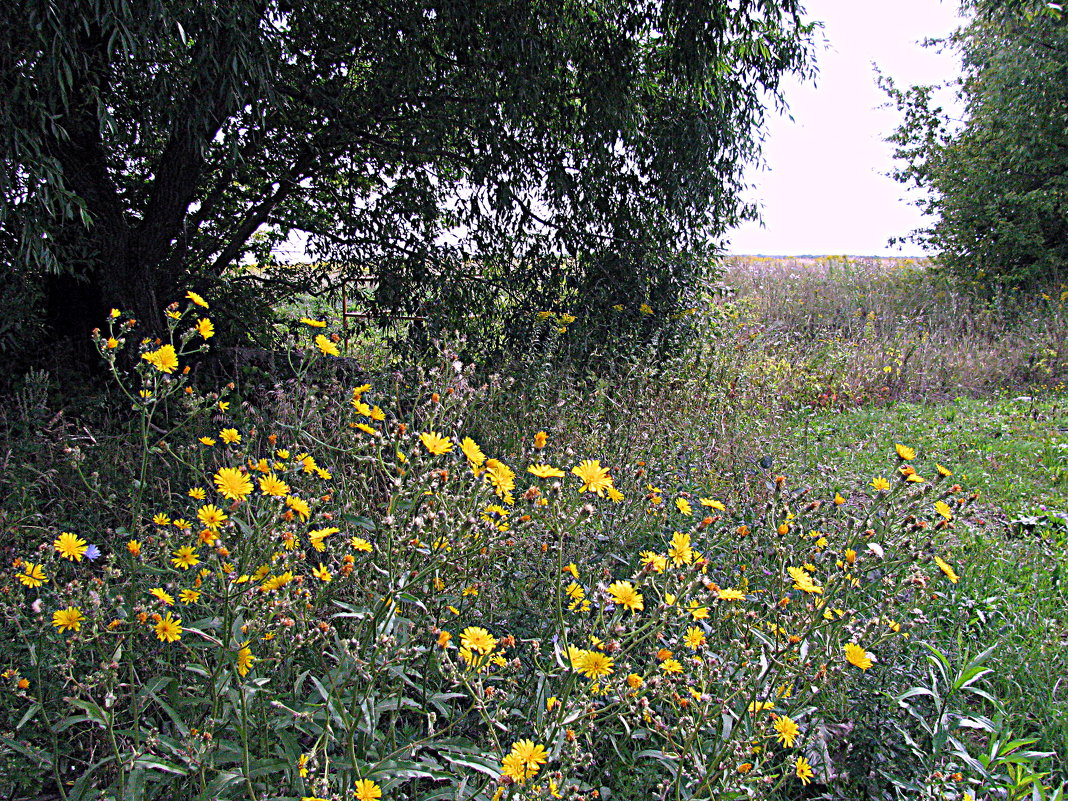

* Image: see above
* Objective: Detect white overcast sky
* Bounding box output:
[726,0,965,256]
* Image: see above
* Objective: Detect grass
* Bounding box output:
[775,394,1068,515]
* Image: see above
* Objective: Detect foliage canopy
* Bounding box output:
[883,0,1068,287]
[1,0,814,359]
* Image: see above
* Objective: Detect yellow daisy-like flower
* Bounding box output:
[639,550,667,573]
[934,500,954,520]
[186,290,209,308]
[528,463,565,478]
[17,562,47,588]
[214,467,253,501]
[314,334,339,356]
[197,504,228,530]
[299,317,327,328]
[717,587,745,601]
[219,428,241,444]
[607,580,644,613]
[312,563,332,582]
[154,612,183,643]
[687,600,709,620]
[675,497,693,515]
[502,739,548,784]
[198,436,216,446]
[179,589,200,604]
[127,540,142,557]
[460,626,497,655]
[844,642,874,670]
[774,714,800,747]
[936,463,953,477]
[420,431,453,455]
[533,430,548,449]
[795,755,814,785]
[305,528,335,554]
[142,344,179,373]
[195,318,214,339]
[668,531,693,566]
[460,437,486,469]
[285,495,311,521]
[606,485,624,502]
[564,582,586,609]
[259,472,290,497]
[871,477,890,491]
[236,645,255,677]
[350,537,373,552]
[699,498,726,510]
[259,570,295,592]
[353,778,382,801]
[627,673,644,689]
[684,627,706,650]
[935,556,960,583]
[660,658,683,674]
[895,443,916,461]
[171,546,200,570]
[573,649,614,679]
[834,492,846,505]
[571,459,613,496]
[484,459,516,500]
[52,606,84,633]
[188,487,206,500]
[150,587,175,606]
[788,566,823,595]
[501,756,531,786]
[54,532,89,562]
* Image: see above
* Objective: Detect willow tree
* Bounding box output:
[1,0,814,360]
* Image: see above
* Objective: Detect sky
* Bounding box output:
[726,0,966,256]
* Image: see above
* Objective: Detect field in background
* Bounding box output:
[721,255,1068,403]
[706,256,1068,511]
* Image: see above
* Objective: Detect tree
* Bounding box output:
[882,0,1068,287]
[1,0,815,362]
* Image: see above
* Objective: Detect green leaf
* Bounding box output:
[132,755,190,775]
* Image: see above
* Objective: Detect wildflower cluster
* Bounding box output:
[0,299,993,800]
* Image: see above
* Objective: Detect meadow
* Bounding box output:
[1,257,1066,801]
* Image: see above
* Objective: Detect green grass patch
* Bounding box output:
[776,393,1068,515]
